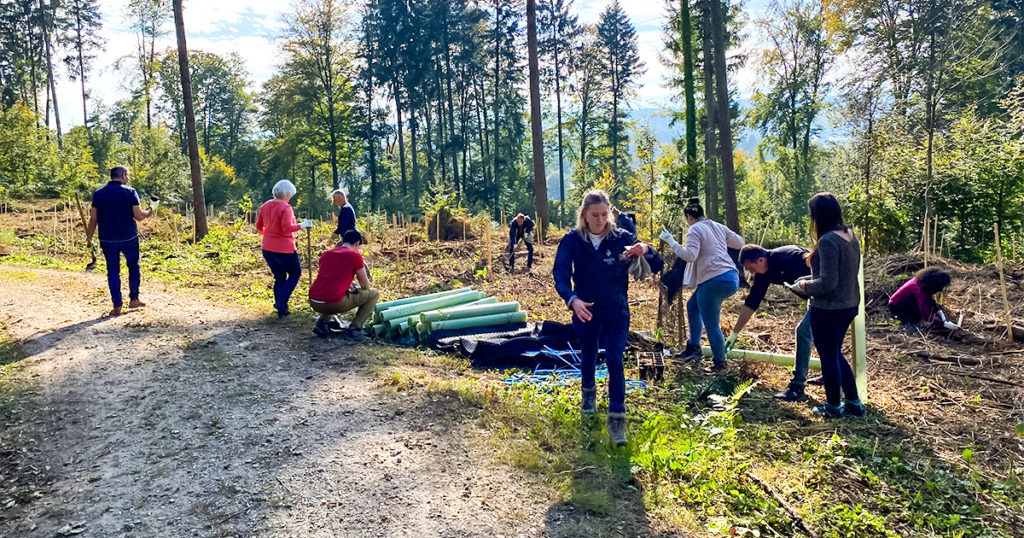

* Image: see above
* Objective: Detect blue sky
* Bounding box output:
[55,0,773,128]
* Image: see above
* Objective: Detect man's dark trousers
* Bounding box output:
[101,239,141,307]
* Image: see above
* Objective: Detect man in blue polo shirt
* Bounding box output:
[86,166,155,316]
[726,244,813,401]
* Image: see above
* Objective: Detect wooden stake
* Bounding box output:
[486,212,492,274]
[933,217,939,259]
[306,225,314,288]
[922,214,929,267]
[995,222,1014,343]
[436,211,441,243]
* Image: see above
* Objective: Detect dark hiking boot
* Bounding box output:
[581,388,596,415]
[812,403,844,419]
[678,343,702,363]
[710,361,727,373]
[345,327,367,342]
[607,414,627,447]
[843,400,867,418]
[313,317,330,338]
[774,385,808,402]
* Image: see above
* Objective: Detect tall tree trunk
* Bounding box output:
[492,2,502,210]
[701,5,718,220]
[710,0,739,232]
[411,113,420,208]
[444,39,460,198]
[682,0,698,195]
[527,0,548,228]
[553,22,566,226]
[75,9,89,130]
[172,0,208,240]
[366,63,377,210]
[39,0,62,147]
[393,81,408,195]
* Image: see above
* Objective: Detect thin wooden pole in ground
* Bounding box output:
[657,241,664,334]
[486,212,492,274]
[922,214,929,267]
[995,222,1014,343]
[436,211,441,243]
[306,220,314,288]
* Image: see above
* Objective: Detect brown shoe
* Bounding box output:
[128,300,147,308]
[108,307,122,317]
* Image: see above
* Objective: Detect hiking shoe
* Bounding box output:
[108,306,122,317]
[806,375,824,386]
[774,386,808,402]
[812,403,844,419]
[128,299,146,308]
[710,361,727,373]
[581,388,596,415]
[607,414,627,446]
[843,400,867,417]
[277,310,290,319]
[345,327,367,342]
[312,318,330,339]
[678,343,702,363]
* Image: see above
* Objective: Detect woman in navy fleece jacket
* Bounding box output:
[553,190,660,446]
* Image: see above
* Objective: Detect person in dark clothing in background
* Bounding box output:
[728,244,813,401]
[553,190,661,447]
[612,206,637,236]
[332,188,357,238]
[86,166,155,317]
[507,213,535,271]
[790,192,864,419]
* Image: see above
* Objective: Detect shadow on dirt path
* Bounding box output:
[0,267,665,537]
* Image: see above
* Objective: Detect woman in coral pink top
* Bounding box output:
[256,180,312,317]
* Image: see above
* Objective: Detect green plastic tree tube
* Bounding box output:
[419,302,520,330]
[426,311,528,333]
[371,322,388,336]
[373,287,471,317]
[700,346,822,370]
[379,290,486,322]
[407,297,498,327]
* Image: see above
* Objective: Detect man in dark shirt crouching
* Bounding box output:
[726,244,814,401]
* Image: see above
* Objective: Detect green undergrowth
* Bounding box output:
[383,354,1024,537]
[0,219,321,314]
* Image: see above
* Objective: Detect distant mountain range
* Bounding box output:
[543,105,761,200]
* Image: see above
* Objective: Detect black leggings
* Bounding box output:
[810,306,859,406]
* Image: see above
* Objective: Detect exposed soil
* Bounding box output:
[0,266,654,537]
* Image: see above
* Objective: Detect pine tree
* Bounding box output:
[596,0,644,195]
[61,0,103,131]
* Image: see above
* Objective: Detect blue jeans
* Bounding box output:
[262,250,301,315]
[792,308,813,388]
[810,306,859,406]
[100,239,140,307]
[573,309,629,415]
[687,270,739,364]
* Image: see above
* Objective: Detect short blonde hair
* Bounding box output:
[576,190,613,238]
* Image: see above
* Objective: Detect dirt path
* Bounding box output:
[0,267,586,537]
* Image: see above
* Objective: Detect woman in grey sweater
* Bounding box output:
[791,193,865,418]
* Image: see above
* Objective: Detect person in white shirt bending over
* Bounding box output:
[659,197,744,372]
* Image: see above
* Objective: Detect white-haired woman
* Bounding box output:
[553,189,661,447]
[256,180,312,318]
